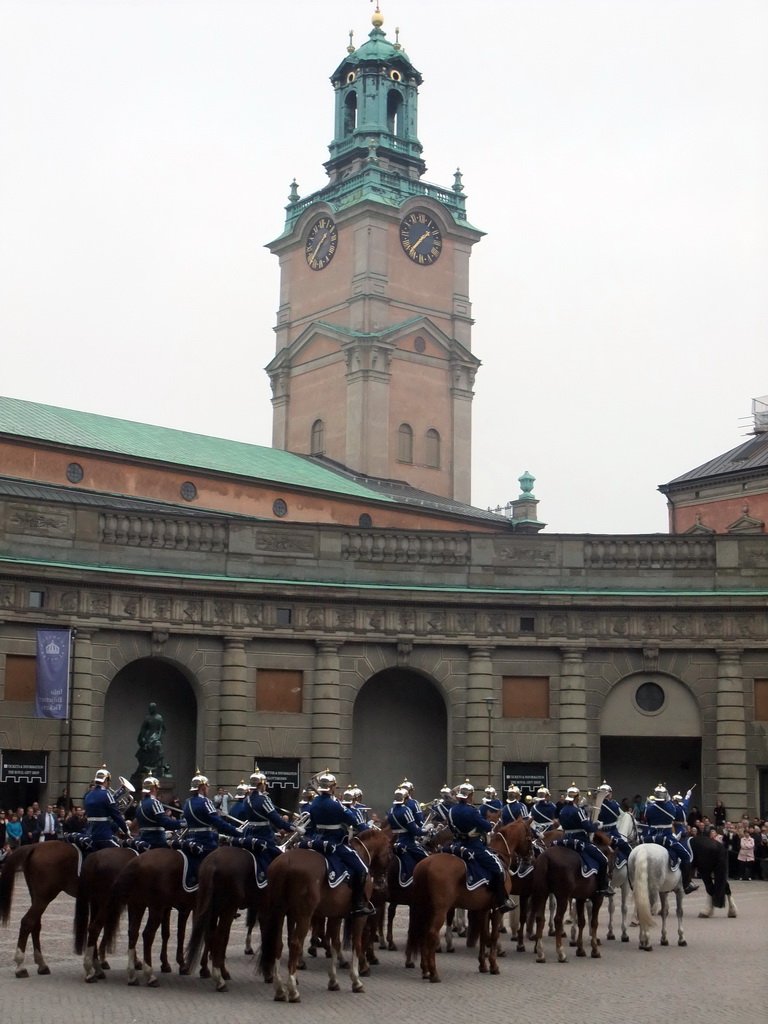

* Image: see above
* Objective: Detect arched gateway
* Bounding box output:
[351,668,447,816]
[600,672,702,805]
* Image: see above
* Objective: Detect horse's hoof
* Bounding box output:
[162,964,172,974]
[352,982,365,993]
[569,941,578,947]
[308,947,317,957]
[660,939,669,947]
[338,959,349,969]
[591,950,601,958]
[101,960,111,970]
[85,975,98,984]
[244,947,254,956]
[516,945,526,953]
[297,961,307,971]
[548,928,556,937]
[406,961,415,969]
[289,994,301,1004]
[147,978,159,988]
[199,967,210,979]
[490,966,500,975]
[216,981,228,992]
[360,967,370,977]
[479,964,488,974]
[429,975,441,983]
[37,966,51,976]
[621,935,629,942]
[576,948,586,957]
[128,977,140,986]
[369,955,379,966]
[678,940,687,947]
[274,992,286,1002]
[328,981,340,992]
[178,966,190,976]
[497,949,506,958]
[607,934,615,940]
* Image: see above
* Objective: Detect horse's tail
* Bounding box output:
[0,845,35,925]
[102,855,137,951]
[633,848,656,933]
[257,864,287,979]
[405,870,429,954]
[711,841,728,909]
[73,872,91,954]
[185,863,216,968]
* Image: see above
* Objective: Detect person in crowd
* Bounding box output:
[737,825,755,880]
[212,786,234,816]
[20,806,41,845]
[39,804,59,841]
[6,812,22,849]
[56,788,74,813]
[0,809,6,849]
[713,799,727,828]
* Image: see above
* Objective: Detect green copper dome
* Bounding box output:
[332,18,421,84]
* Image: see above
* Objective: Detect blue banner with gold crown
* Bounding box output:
[35,629,72,719]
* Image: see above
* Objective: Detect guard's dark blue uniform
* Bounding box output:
[182,793,241,854]
[479,798,503,820]
[596,796,633,865]
[134,794,183,849]
[305,792,370,887]
[387,801,429,858]
[557,801,611,887]
[500,799,530,825]
[643,797,692,866]
[530,799,558,831]
[446,802,507,891]
[241,790,295,851]
[83,784,128,850]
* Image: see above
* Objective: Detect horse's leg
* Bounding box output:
[158,907,172,973]
[175,907,191,974]
[488,910,501,975]
[659,891,669,946]
[386,899,398,951]
[515,894,527,952]
[675,887,686,946]
[140,907,162,986]
[574,899,587,957]
[325,918,341,991]
[285,916,305,1003]
[422,904,446,983]
[606,890,616,939]
[533,893,547,963]
[554,896,568,963]
[589,897,602,958]
[211,910,236,991]
[727,891,738,918]
[620,881,630,941]
[347,916,366,994]
[126,904,143,985]
[547,892,556,936]
[14,897,49,977]
[698,894,714,919]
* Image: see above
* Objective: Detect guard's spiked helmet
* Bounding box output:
[316,772,337,793]
[94,766,111,785]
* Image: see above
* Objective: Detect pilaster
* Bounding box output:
[558,647,589,791]
[219,638,248,786]
[716,648,747,816]
[312,641,342,771]
[70,629,94,796]
[465,645,496,784]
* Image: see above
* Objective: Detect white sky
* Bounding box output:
[2,0,766,533]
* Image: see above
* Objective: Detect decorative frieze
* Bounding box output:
[5,504,72,537]
[341,531,470,564]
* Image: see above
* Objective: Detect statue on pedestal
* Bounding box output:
[135,702,170,776]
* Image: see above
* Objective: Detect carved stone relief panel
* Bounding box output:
[4,504,72,537]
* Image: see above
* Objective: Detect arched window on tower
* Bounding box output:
[387,89,403,136]
[310,419,325,455]
[425,428,441,469]
[344,91,358,137]
[398,423,413,464]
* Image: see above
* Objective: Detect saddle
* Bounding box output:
[227,836,278,888]
[551,836,603,879]
[296,838,351,889]
[441,843,499,891]
[393,842,428,887]
[641,834,681,869]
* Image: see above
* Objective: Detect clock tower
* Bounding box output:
[266,9,483,503]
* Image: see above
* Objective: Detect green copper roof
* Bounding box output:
[333,25,420,80]
[0,395,398,504]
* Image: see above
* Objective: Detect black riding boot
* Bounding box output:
[681,860,699,895]
[350,876,375,917]
[595,865,615,898]
[493,877,517,913]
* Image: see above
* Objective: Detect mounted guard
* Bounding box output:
[529,786,559,832]
[479,785,503,820]
[594,781,633,868]
[443,780,516,912]
[65,765,130,854]
[387,787,430,884]
[130,775,184,851]
[298,771,375,916]
[551,784,614,897]
[500,783,530,825]
[640,784,698,894]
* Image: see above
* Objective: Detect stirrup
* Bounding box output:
[350,900,376,917]
[683,882,699,895]
[596,886,615,898]
[497,898,517,912]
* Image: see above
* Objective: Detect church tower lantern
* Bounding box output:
[266,7,483,504]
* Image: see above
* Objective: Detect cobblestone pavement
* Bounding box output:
[0,878,765,1024]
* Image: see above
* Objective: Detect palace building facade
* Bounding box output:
[1,11,767,817]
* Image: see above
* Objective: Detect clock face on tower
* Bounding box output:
[400,211,443,265]
[305,216,338,270]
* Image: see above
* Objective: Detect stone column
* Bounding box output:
[558,647,589,791]
[219,638,248,786]
[465,646,496,785]
[312,641,342,772]
[69,629,94,797]
[716,649,747,816]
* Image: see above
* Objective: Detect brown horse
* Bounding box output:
[406,817,533,983]
[530,832,613,963]
[258,828,392,1002]
[102,847,197,985]
[184,846,269,991]
[0,842,79,977]
[73,847,139,982]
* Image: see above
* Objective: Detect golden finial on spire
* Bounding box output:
[371,0,383,29]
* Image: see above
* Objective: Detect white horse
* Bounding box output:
[605,810,638,942]
[627,843,686,951]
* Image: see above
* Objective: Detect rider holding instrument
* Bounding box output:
[82,766,129,851]
[446,781,516,912]
[133,776,183,850]
[557,784,615,898]
[643,784,698,894]
[479,785,503,820]
[182,772,241,855]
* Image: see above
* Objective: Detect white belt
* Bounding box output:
[186,827,213,833]
[139,826,164,832]
[88,817,109,822]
